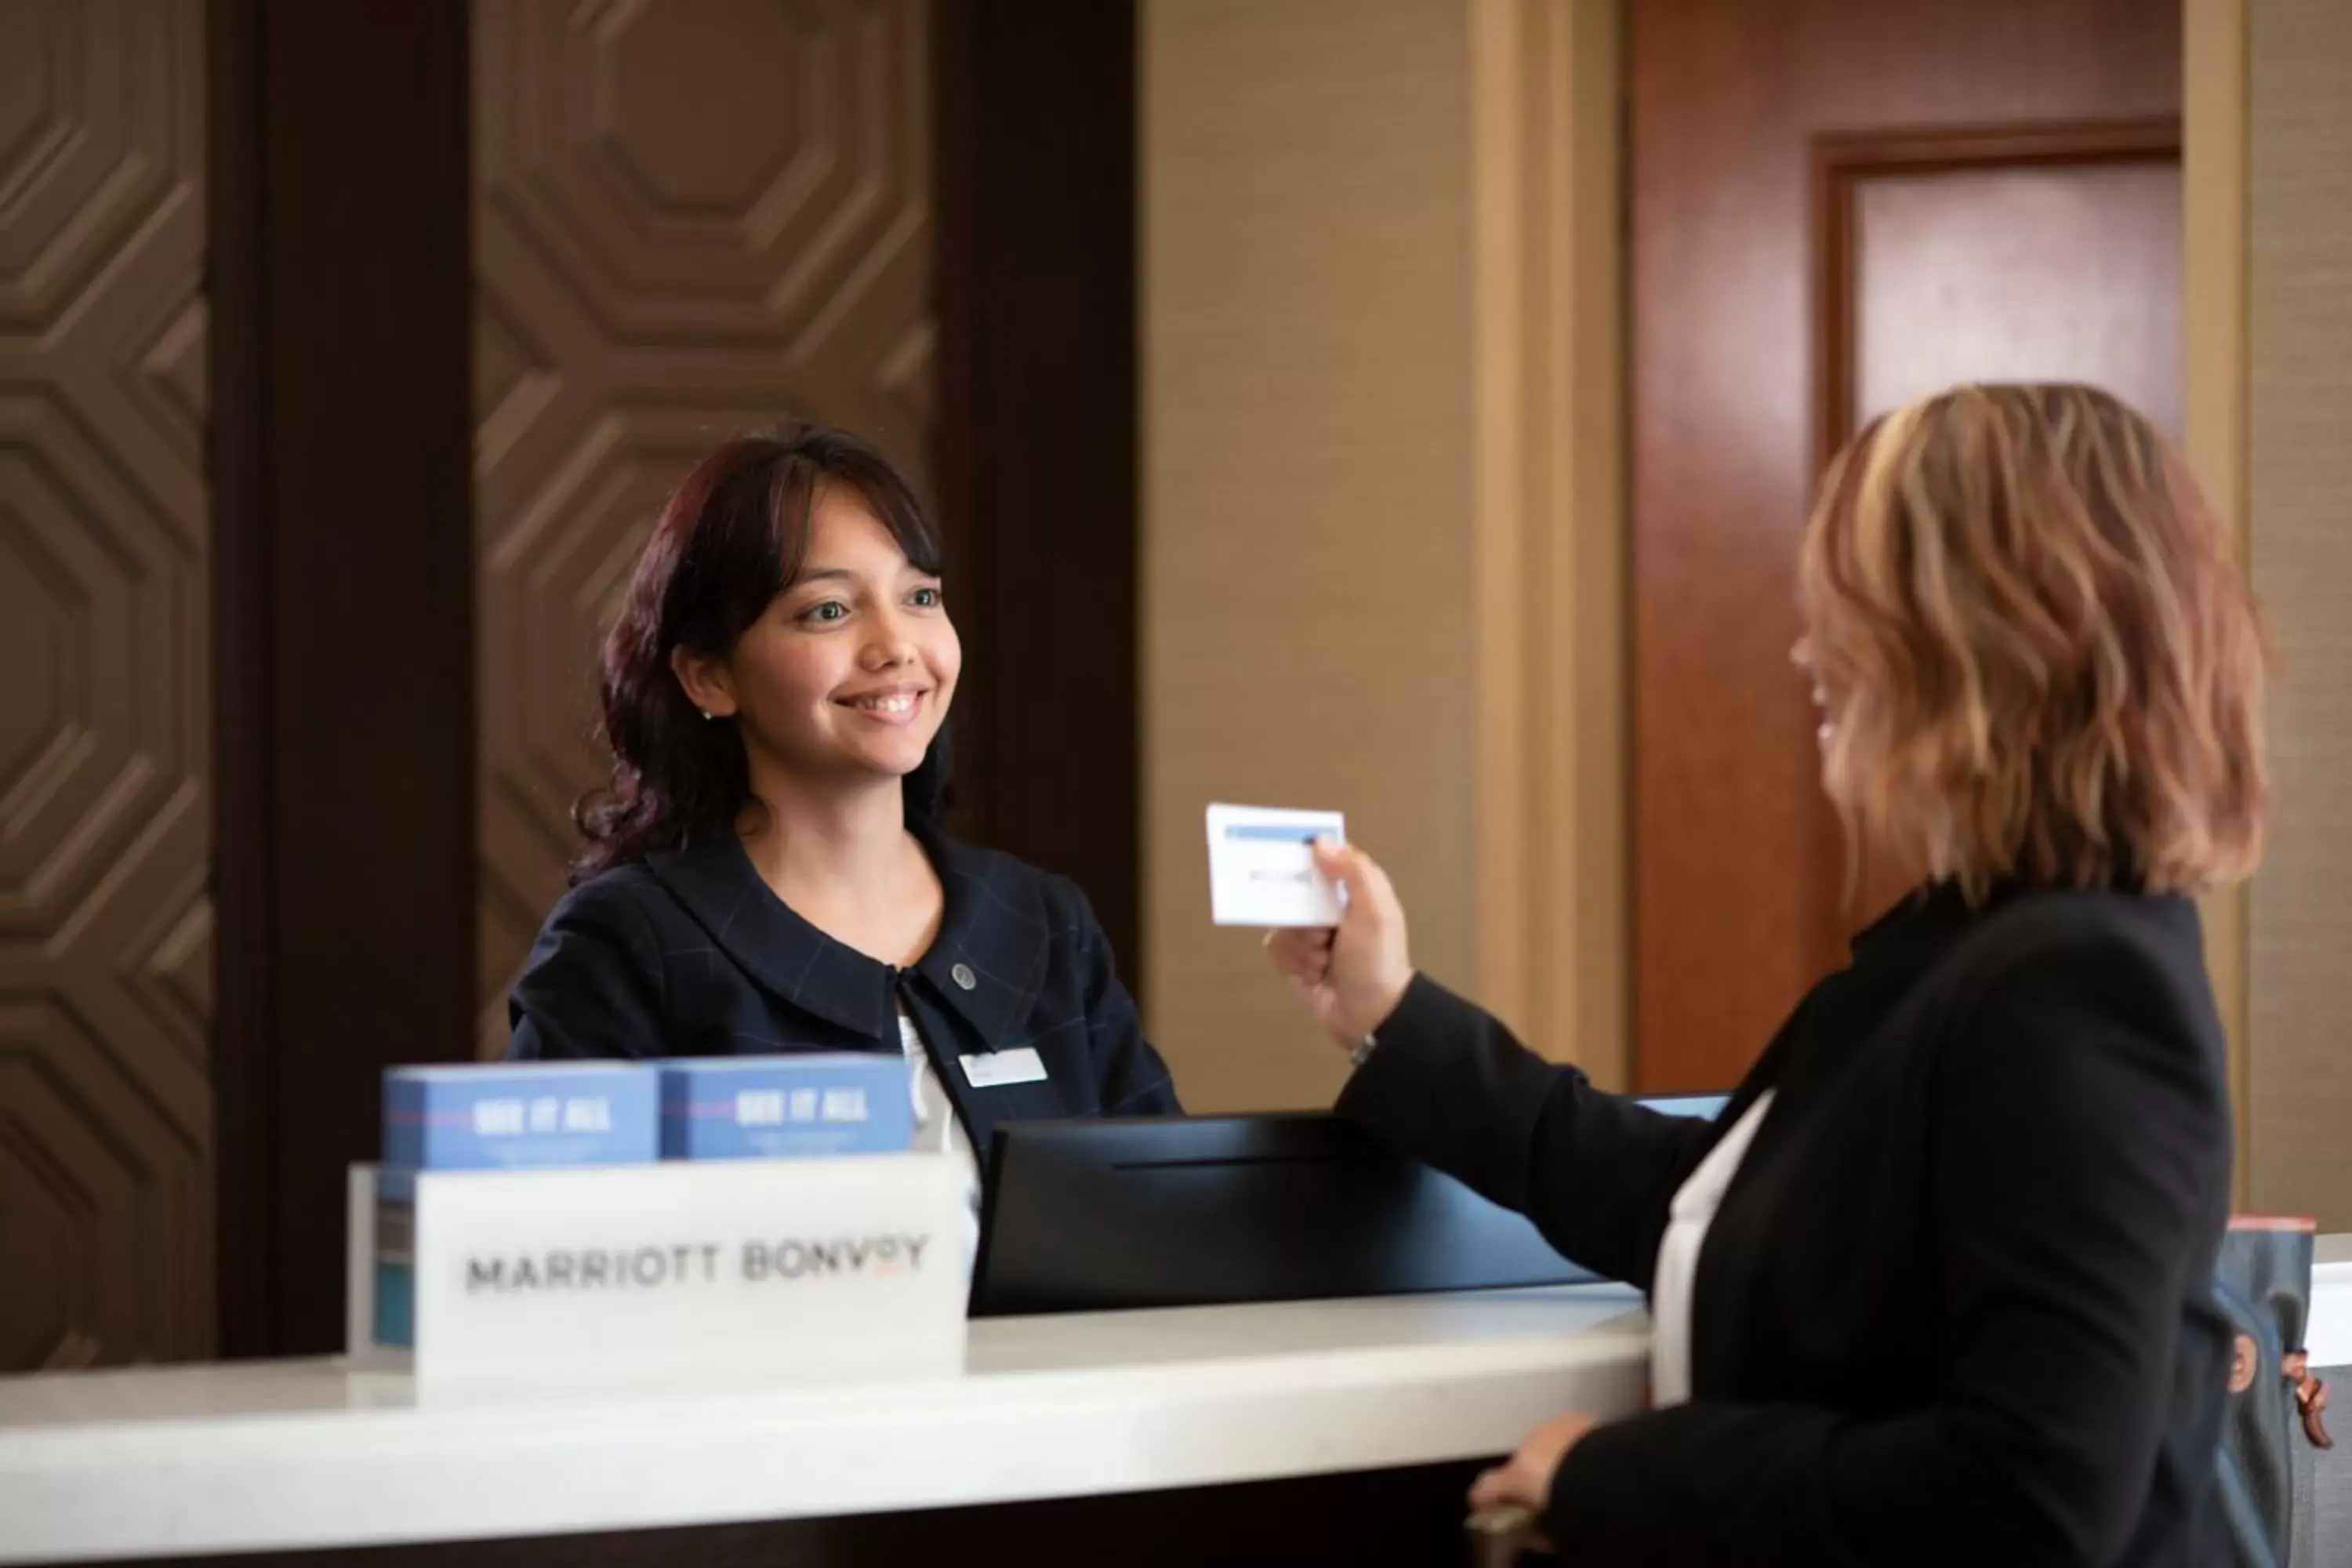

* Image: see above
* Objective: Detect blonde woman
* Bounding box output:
[1269,385,2262,1566]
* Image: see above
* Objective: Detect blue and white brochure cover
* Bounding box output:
[659,1053,915,1161]
[380,1061,660,1192]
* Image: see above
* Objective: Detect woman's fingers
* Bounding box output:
[1262,927,1334,982]
[1467,1463,1530,1513]
[1304,840,1414,1041]
[1261,841,1414,1048]
[1312,840,1401,931]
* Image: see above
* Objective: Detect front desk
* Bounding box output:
[0,1283,1649,1567]
[10,1241,2346,1566]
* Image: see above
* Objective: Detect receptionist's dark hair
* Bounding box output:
[571,420,953,882]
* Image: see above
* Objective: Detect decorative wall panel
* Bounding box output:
[0,0,212,1369]
[473,0,933,1051]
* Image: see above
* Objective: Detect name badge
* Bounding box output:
[960,1048,1048,1088]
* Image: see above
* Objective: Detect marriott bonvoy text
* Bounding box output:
[458,1231,937,1294]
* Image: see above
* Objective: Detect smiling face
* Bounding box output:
[672,482,960,797]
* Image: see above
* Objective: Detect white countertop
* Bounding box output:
[8,1245,2343,1566]
[0,1285,1650,1565]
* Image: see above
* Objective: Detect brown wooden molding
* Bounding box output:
[1813,115,2184,466]
[209,0,477,1357]
[931,1,1142,982]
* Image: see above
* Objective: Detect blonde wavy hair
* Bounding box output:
[1797,383,2267,902]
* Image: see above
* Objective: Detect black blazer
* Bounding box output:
[1341,883,2232,1568]
[505,829,1181,1158]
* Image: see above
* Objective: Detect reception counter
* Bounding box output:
[9,1245,2345,1566]
[0,1283,1649,1566]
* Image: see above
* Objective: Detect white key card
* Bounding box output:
[1205,804,1346,927]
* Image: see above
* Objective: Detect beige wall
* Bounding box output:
[2184,0,2250,1200]
[1142,0,1624,1109]
[2245,0,2352,1225]
[1143,0,1477,1111]
[2181,0,2352,1225]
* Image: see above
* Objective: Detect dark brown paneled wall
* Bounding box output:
[0,0,215,1370]
[210,0,475,1356]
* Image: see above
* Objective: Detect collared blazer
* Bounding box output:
[1340,882,2232,1567]
[505,828,1181,1159]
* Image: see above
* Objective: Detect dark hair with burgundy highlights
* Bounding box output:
[571,420,953,883]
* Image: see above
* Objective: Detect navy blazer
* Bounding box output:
[505,828,1181,1160]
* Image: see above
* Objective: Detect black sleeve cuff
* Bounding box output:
[1544,1415,1651,1539]
[1332,972,1563,1217]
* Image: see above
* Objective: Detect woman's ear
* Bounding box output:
[669,645,738,720]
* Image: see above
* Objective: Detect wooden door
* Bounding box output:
[1628,0,2183,1091]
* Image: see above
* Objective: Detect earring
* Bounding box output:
[699,709,714,721]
